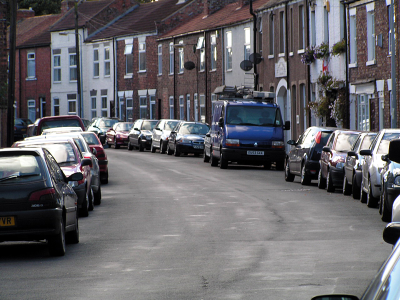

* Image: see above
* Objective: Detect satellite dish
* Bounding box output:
[249,53,263,64]
[240,60,253,71]
[184,61,195,70]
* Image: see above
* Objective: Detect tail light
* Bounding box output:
[315,131,322,144]
[29,188,57,207]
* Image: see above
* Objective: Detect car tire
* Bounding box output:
[352,174,360,199]
[300,163,311,185]
[367,178,378,208]
[88,188,94,211]
[326,169,335,192]
[160,141,166,154]
[94,185,101,205]
[284,159,295,182]
[48,218,66,257]
[381,189,392,222]
[167,143,173,155]
[114,138,120,149]
[343,175,352,195]
[128,141,133,151]
[220,151,228,169]
[79,192,89,217]
[174,144,180,157]
[151,142,156,153]
[317,168,326,189]
[210,150,218,167]
[203,148,210,163]
[139,140,144,152]
[360,177,367,203]
[101,171,109,184]
[66,210,79,244]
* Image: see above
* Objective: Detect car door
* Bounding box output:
[291,129,309,174]
[107,124,117,144]
[130,119,143,147]
[321,132,335,178]
[152,120,163,146]
[168,122,180,151]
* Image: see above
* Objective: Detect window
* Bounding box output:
[126,98,133,121]
[27,51,35,78]
[53,98,59,116]
[290,8,294,53]
[69,48,77,81]
[367,5,375,64]
[349,9,357,65]
[279,11,285,54]
[150,95,156,119]
[244,28,251,60]
[299,5,305,50]
[226,31,232,70]
[169,42,174,74]
[139,41,146,72]
[28,99,35,122]
[91,97,97,119]
[169,96,174,119]
[311,10,316,47]
[101,96,107,117]
[53,49,61,82]
[198,37,205,71]
[186,94,191,120]
[67,94,77,115]
[125,42,133,75]
[200,94,206,123]
[388,5,393,55]
[211,35,217,70]
[178,40,184,73]
[357,94,370,131]
[269,13,274,56]
[140,96,147,118]
[104,47,110,76]
[93,47,99,77]
[158,44,162,75]
[179,96,185,120]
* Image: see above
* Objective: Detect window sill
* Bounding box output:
[366,59,376,66]
[268,54,274,59]
[53,81,61,84]
[26,77,37,81]
[93,76,99,79]
[209,69,216,73]
[226,69,232,72]
[349,63,357,68]
[297,49,305,54]
[138,70,146,74]
[104,75,111,78]
[169,73,174,76]
[289,52,294,57]
[124,74,133,79]
[278,53,285,57]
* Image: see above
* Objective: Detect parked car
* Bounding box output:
[27,115,86,137]
[106,122,133,149]
[284,126,335,185]
[167,121,210,156]
[380,139,400,221]
[151,119,181,153]
[127,119,158,151]
[360,129,400,207]
[13,137,93,217]
[81,131,108,184]
[42,127,83,135]
[343,132,377,198]
[311,222,400,300]
[14,118,32,141]
[318,129,360,192]
[0,147,82,256]
[87,117,120,144]
[82,118,91,130]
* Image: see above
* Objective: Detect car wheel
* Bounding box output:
[318,168,326,189]
[326,169,335,192]
[210,150,218,167]
[101,171,108,184]
[174,144,180,157]
[203,147,210,163]
[94,185,101,205]
[343,175,352,195]
[381,189,392,222]
[114,138,120,149]
[360,178,368,203]
[166,143,173,155]
[66,210,79,244]
[220,151,228,169]
[284,159,295,182]
[151,142,156,153]
[79,191,89,217]
[160,141,166,154]
[367,178,378,208]
[48,217,66,257]
[300,163,311,185]
[128,140,133,151]
[139,140,144,152]
[88,188,94,211]
[352,174,360,199]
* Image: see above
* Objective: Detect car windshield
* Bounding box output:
[99,119,119,129]
[360,134,376,151]
[179,123,209,135]
[335,133,359,151]
[165,121,180,131]
[0,155,42,183]
[82,133,101,146]
[377,133,400,154]
[21,143,77,165]
[118,123,133,131]
[40,119,81,134]
[142,121,158,131]
[226,106,282,126]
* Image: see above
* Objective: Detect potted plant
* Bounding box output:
[301,47,315,65]
[331,39,346,56]
[314,42,330,59]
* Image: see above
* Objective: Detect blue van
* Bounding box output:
[203,86,290,169]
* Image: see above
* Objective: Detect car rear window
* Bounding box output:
[165,121,179,131]
[40,119,81,134]
[142,121,158,131]
[82,133,101,146]
[377,133,400,155]
[0,155,42,183]
[336,133,359,151]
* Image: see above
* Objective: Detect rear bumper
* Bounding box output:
[304,160,320,179]
[330,166,345,187]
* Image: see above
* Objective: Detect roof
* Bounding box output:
[87,0,190,41]
[15,14,62,48]
[159,0,271,39]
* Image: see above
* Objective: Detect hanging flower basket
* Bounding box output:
[301,47,315,65]
[314,42,330,59]
[331,39,346,56]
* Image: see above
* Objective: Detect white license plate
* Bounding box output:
[247,151,264,155]
[193,145,204,149]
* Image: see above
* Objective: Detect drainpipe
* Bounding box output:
[390,0,397,128]
[306,0,311,127]
[113,37,118,119]
[250,0,258,90]
[343,1,349,129]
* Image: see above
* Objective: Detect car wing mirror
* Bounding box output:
[388,139,400,163]
[218,117,224,128]
[322,146,331,153]
[81,158,92,167]
[383,222,400,245]
[206,132,210,137]
[66,172,83,182]
[359,149,372,156]
[284,121,290,130]
[92,148,97,155]
[287,140,296,146]
[347,151,357,157]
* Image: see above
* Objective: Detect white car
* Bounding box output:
[360,129,400,208]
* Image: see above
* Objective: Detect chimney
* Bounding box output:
[61,0,76,14]
[203,0,209,16]
[17,8,35,22]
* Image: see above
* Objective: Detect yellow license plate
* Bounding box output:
[0,216,15,226]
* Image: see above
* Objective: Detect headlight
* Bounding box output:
[177,138,191,143]
[335,162,345,169]
[394,176,400,186]
[226,139,240,146]
[272,141,284,148]
[145,134,152,140]
[68,181,79,187]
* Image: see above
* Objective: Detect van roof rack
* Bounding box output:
[214,85,275,102]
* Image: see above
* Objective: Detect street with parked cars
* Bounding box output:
[3,112,400,299]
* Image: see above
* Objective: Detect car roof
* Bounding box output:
[0,147,44,155]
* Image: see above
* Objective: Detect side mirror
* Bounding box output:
[383,222,400,245]
[359,149,372,156]
[218,117,224,128]
[206,132,210,137]
[92,148,97,155]
[284,121,290,130]
[66,172,83,182]
[134,128,139,131]
[171,131,176,134]
[388,139,400,163]
[287,140,296,146]
[322,146,331,153]
[347,151,357,157]
[381,154,389,162]
[81,158,92,167]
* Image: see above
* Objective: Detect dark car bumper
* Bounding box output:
[140,139,152,150]
[0,208,62,241]
[98,159,108,173]
[304,160,320,179]
[221,147,285,164]
[330,166,345,187]
[176,143,204,154]
[73,182,87,208]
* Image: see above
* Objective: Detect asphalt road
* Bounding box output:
[0,146,393,300]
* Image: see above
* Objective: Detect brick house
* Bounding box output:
[0,1,7,147]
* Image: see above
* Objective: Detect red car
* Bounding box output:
[27,115,86,137]
[106,122,133,149]
[81,132,109,184]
